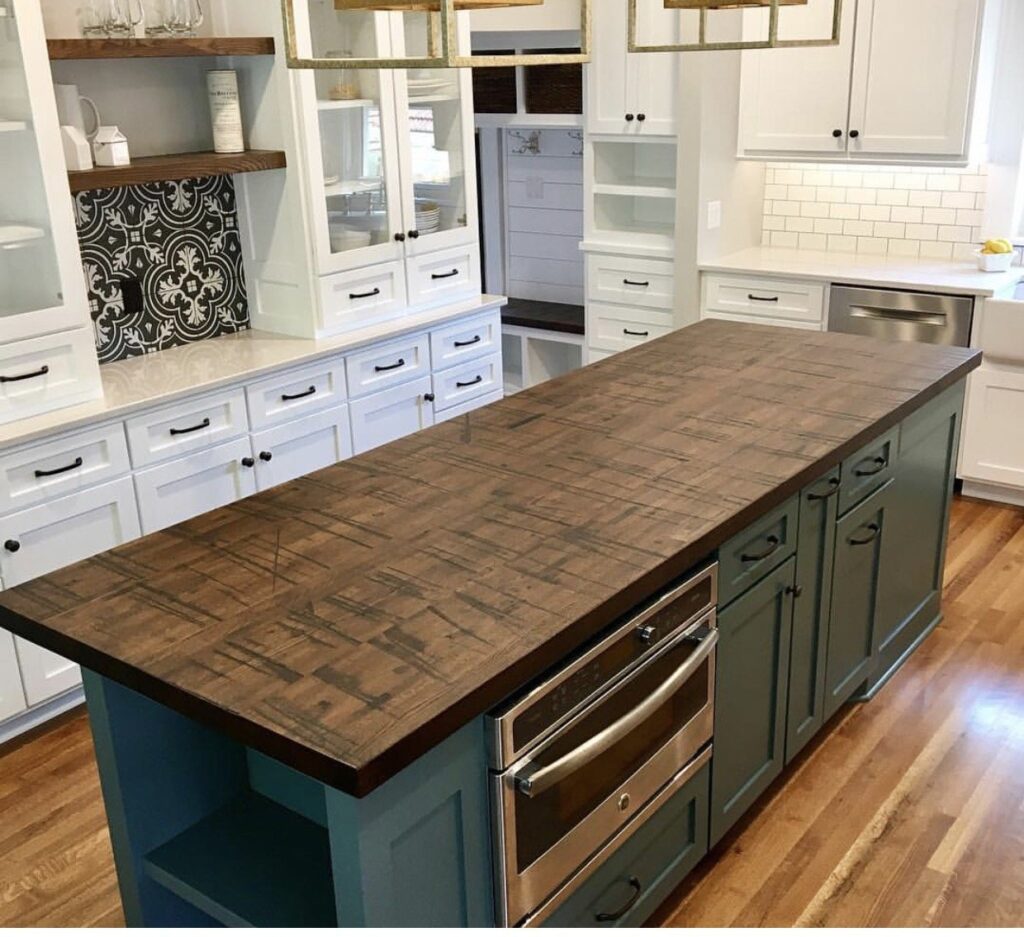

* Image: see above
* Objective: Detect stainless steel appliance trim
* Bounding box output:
[493,613,716,926]
[521,745,713,928]
[488,563,718,770]
[828,285,974,347]
[514,629,718,798]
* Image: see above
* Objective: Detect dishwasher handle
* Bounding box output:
[849,304,949,328]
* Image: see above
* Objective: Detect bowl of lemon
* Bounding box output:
[976,238,1017,272]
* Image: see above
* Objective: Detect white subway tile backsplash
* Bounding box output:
[761,162,988,258]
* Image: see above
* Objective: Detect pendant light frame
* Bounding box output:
[282,0,592,69]
[627,0,842,53]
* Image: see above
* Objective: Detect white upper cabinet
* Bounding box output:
[587,0,679,136]
[738,0,985,162]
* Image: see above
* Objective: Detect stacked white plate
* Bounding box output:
[415,200,441,235]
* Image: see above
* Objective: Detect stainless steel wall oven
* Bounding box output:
[487,564,718,926]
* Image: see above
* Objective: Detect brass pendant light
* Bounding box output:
[283,0,592,69]
[628,0,842,53]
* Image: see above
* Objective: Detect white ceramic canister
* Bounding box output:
[207,69,244,155]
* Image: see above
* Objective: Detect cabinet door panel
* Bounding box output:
[711,558,795,847]
[0,630,28,722]
[349,377,434,455]
[824,479,892,720]
[252,406,353,493]
[960,366,1024,490]
[786,468,840,763]
[738,0,856,155]
[848,0,982,157]
[14,637,80,707]
[586,0,634,135]
[631,1,680,135]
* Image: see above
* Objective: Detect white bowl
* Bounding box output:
[976,249,1015,272]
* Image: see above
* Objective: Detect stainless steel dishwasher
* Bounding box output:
[829,285,974,346]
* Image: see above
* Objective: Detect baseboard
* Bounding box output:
[852,612,942,703]
[961,480,1024,508]
[0,685,86,747]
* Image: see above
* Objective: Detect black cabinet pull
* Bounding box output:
[259,451,273,463]
[431,269,460,280]
[855,456,887,478]
[637,113,647,122]
[424,393,436,403]
[623,279,650,287]
[0,365,49,384]
[832,128,844,138]
[408,229,420,239]
[4,540,21,554]
[741,535,781,564]
[623,328,649,337]
[454,335,481,348]
[456,376,483,389]
[807,478,841,501]
[849,523,881,547]
[349,287,381,300]
[748,294,780,303]
[595,877,643,922]
[625,113,635,122]
[374,358,406,373]
[394,232,406,242]
[34,457,84,479]
[241,456,256,469]
[169,417,211,437]
[281,386,317,402]
[849,129,860,139]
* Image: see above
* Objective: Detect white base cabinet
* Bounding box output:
[252,407,354,492]
[350,377,435,455]
[961,365,1024,492]
[14,638,81,708]
[0,630,27,723]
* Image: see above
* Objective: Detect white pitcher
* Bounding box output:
[53,84,101,140]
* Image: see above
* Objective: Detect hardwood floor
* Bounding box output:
[0,496,1021,928]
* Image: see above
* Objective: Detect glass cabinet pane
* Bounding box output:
[0,9,65,321]
[308,5,393,259]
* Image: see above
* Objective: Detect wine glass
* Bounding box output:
[167,0,203,36]
[104,0,143,37]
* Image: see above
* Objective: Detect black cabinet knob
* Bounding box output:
[4,539,20,554]
[394,232,406,242]
[424,393,436,403]
[637,113,647,122]
[625,113,635,122]
[849,129,860,139]
[259,451,273,463]
[408,229,420,239]
[832,128,843,138]
[241,457,256,469]
[786,585,804,598]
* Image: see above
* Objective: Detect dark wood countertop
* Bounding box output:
[0,322,981,797]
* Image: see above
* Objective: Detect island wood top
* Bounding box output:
[0,322,981,797]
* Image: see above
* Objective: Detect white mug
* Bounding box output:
[53,84,101,140]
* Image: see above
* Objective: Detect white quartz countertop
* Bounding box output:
[0,295,507,452]
[701,247,1023,298]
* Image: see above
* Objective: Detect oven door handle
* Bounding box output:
[514,629,718,798]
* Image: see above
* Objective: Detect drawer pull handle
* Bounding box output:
[241,457,256,469]
[169,417,211,437]
[623,329,649,337]
[0,365,49,384]
[349,287,381,300]
[456,376,483,388]
[807,477,841,501]
[4,540,20,554]
[748,294,780,303]
[375,358,406,373]
[741,535,781,564]
[281,385,317,402]
[454,335,482,348]
[34,457,84,479]
[595,877,643,922]
[849,523,881,547]
[855,456,888,478]
[623,279,650,287]
[431,269,460,280]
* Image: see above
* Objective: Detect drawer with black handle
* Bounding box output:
[838,425,899,516]
[717,494,800,608]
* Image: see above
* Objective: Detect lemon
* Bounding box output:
[982,238,1014,255]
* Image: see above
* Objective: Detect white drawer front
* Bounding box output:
[435,389,503,424]
[246,358,347,431]
[0,630,28,722]
[252,406,353,493]
[350,377,435,455]
[14,638,81,707]
[433,353,503,411]
[702,274,825,324]
[346,333,430,398]
[408,244,480,309]
[0,476,141,588]
[587,255,676,309]
[134,438,256,535]
[701,309,823,332]
[588,302,675,353]
[320,262,408,334]
[0,329,99,423]
[430,311,502,371]
[0,422,130,515]
[126,389,249,469]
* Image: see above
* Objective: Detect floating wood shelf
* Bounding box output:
[67,150,287,193]
[47,36,276,60]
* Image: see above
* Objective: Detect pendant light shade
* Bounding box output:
[283,0,592,69]
[628,0,841,53]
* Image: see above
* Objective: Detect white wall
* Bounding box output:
[471,0,581,32]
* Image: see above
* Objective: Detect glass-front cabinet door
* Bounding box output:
[389,12,477,256]
[0,0,89,343]
[296,3,404,275]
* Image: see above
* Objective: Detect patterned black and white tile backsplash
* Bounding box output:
[75,176,251,365]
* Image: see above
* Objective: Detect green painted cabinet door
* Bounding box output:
[710,558,795,847]
[823,479,893,721]
[786,467,840,764]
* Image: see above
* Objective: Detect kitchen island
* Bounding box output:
[0,321,980,927]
